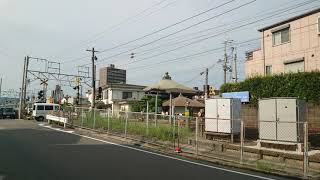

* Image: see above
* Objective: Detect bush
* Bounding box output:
[220,72,320,104]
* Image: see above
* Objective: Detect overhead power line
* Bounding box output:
[98,0,236,54]
[68,0,309,66]
[89,0,256,66]
[65,0,317,68]
[125,38,259,72]
[56,0,171,61]
[117,12,318,68]
[132,2,316,58]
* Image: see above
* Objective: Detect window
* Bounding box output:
[45,106,53,110]
[103,90,108,99]
[266,65,272,75]
[37,105,44,110]
[272,27,290,45]
[284,58,304,73]
[122,92,132,99]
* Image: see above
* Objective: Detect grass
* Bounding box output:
[256,161,273,172]
[70,110,193,141]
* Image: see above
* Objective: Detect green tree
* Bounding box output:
[130,95,164,112]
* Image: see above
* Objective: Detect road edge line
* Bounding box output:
[40,124,276,180]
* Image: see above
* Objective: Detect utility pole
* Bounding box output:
[223,40,233,84]
[23,56,29,105]
[200,68,209,99]
[19,57,27,119]
[234,47,238,83]
[223,41,228,84]
[205,68,208,99]
[86,48,99,108]
[0,77,2,100]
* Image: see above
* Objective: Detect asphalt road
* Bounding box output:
[0,119,291,180]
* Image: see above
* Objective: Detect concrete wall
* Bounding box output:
[245,12,320,77]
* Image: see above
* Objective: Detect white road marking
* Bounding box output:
[39,124,74,133]
[40,124,276,180]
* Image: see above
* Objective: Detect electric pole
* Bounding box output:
[86,48,99,108]
[223,41,228,84]
[205,68,208,99]
[200,68,209,99]
[233,47,238,83]
[23,56,29,105]
[0,77,2,100]
[19,57,27,119]
[223,40,233,84]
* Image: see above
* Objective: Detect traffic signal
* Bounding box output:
[73,86,80,105]
[38,90,45,102]
[97,87,102,100]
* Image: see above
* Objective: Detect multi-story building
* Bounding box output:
[245,8,320,77]
[99,64,126,87]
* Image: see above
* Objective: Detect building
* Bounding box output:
[162,94,204,116]
[144,72,199,117]
[99,64,126,87]
[245,8,320,77]
[101,83,146,112]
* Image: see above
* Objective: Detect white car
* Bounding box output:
[32,103,60,121]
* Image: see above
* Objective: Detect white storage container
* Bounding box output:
[205,98,241,134]
[259,98,306,143]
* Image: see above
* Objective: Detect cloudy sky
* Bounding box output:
[0,0,318,95]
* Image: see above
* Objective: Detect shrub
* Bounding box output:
[220,72,320,104]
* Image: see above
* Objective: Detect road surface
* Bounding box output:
[0,119,290,180]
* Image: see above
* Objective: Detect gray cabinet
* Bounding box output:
[259,98,305,142]
[205,98,241,134]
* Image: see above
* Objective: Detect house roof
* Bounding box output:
[162,94,204,108]
[144,72,198,94]
[258,8,320,32]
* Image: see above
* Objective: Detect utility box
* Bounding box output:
[259,98,306,143]
[205,98,241,134]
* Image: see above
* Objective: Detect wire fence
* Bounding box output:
[47,106,319,178]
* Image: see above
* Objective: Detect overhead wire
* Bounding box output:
[96,0,316,67]
[132,3,316,58]
[97,0,236,54]
[65,0,308,66]
[88,0,257,66]
[57,0,173,62]
[117,9,319,69]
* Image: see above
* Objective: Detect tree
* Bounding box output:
[130,95,164,112]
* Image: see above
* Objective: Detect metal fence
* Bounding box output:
[49,106,318,178]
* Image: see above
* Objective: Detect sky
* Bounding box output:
[0,0,318,96]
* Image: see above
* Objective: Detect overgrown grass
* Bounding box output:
[71,111,193,141]
[256,161,273,172]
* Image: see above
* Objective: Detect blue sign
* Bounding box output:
[222,91,250,103]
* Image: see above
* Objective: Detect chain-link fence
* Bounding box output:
[47,106,318,178]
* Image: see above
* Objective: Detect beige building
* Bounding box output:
[245,8,320,77]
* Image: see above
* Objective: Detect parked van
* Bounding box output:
[32,103,60,121]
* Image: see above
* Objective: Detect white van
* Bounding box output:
[32,103,60,121]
